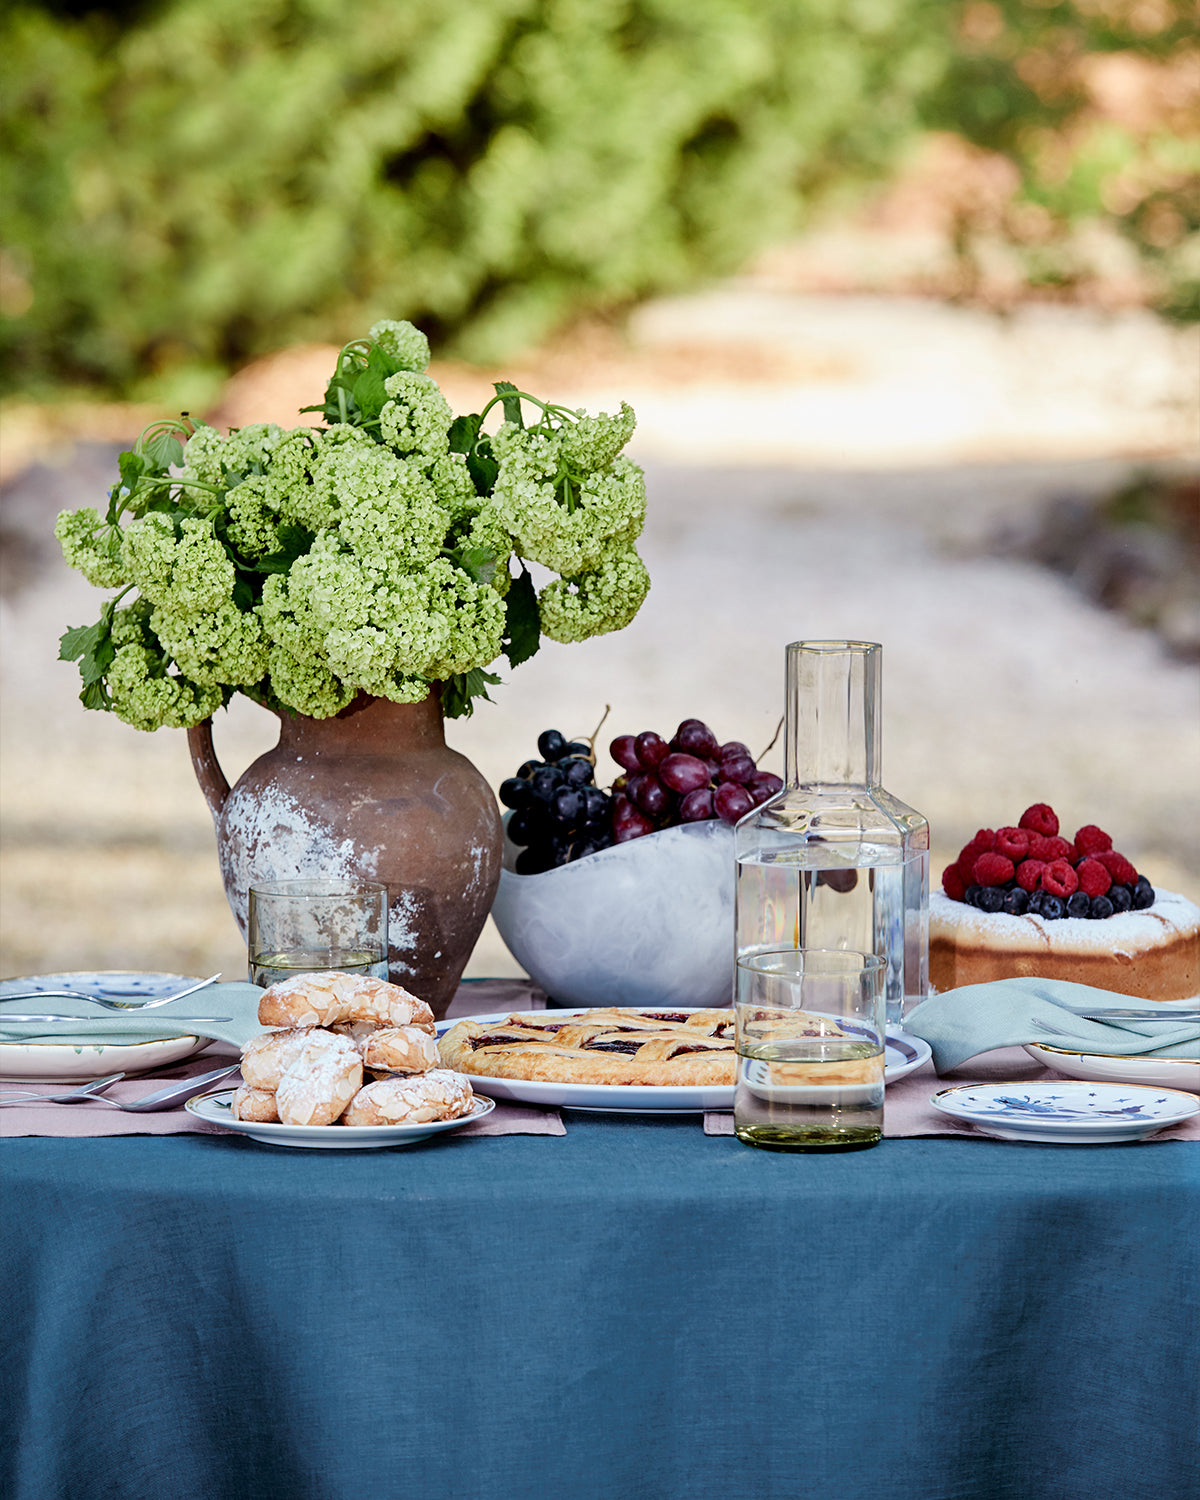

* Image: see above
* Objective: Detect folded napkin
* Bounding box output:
[0,982,265,1051]
[903,978,1200,1074]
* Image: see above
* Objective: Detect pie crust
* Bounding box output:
[438,1007,741,1086]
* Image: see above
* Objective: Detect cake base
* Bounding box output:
[929,887,1200,1002]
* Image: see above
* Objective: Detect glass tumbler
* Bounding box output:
[734,948,886,1152]
[247,880,388,987]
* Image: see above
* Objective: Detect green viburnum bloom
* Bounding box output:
[55,320,650,727]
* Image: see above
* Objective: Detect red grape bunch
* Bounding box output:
[609,718,782,842]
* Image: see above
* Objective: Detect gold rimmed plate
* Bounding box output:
[1024,1042,1199,1094]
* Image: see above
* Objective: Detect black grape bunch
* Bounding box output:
[499,728,615,874]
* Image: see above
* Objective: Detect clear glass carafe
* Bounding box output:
[735,641,929,1026]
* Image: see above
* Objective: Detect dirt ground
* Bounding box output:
[1,279,1197,983]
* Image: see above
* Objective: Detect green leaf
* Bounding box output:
[494,380,524,427]
[441,667,502,719]
[59,621,105,662]
[61,615,116,707]
[351,365,389,423]
[142,431,185,472]
[255,522,316,573]
[466,435,498,496]
[117,449,146,494]
[502,567,541,669]
[448,413,481,454]
[444,544,496,586]
[78,635,115,685]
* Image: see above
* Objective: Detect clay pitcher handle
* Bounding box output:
[188,717,230,822]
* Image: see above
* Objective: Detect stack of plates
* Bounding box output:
[0,971,213,1081]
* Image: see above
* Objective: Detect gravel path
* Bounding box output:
[2,289,1197,981]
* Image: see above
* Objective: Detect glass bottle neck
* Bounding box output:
[784,641,882,788]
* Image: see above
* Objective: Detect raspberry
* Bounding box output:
[1041,859,1079,898]
[941,863,967,901]
[1074,824,1113,856]
[1076,857,1112,898]
[1095,849,1138,886]
[956,840,992,880]
[971,828,997,850]
[993,826,1031,862]
[1016,858,1046,893]
[973,851,1015,887]
[1019,803,1059,837]
[1030,834,1073,863]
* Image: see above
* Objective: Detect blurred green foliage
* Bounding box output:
[1,0,1195,396]
[919,0,1199,317]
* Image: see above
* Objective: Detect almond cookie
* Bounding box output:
[230,1084,280,1123]
[257,973,435,1032]
[341,1069,476,1126]
[275,1031,363,1126]
[239,1027,314,1090]
[360,1025,442,1075]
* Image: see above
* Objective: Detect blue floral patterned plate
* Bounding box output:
[930,1079,1199,1143]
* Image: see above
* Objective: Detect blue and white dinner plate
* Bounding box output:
[0,971,210,1081]
[930,1080,1199,1143]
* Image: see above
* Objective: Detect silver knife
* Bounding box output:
[1077,1008,1200,1021]
[0,1014,234,1024]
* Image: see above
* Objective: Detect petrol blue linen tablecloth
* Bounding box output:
[1,1121,1196,1500]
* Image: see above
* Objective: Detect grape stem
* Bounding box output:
[582,704,611,762]
[757,715,784,763]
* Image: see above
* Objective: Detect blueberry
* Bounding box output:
[1109,884,1133,912]
[977,886,1006,913]
[964,885,983,907]
[1003,888,1029,916]
[499,776,532,809]
[1066,892,1091,919]
[1027,890,1045,916]
[1132,875,1155,909]
[537,729,568,762]
[1089,894,1115,920]
[1040,894,1065,920]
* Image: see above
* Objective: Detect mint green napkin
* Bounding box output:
[904,978,1200,1073]
[0,983,264,1051]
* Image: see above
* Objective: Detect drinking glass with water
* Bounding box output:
[734,949,886,1152]
[247,880,389,987]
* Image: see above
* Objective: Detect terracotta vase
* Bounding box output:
[187,691,503,1018]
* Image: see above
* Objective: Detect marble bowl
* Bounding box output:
[490,820,736,1009]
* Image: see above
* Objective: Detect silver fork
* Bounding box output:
[0,973,221,1011]
[1030,1017,1089,1041]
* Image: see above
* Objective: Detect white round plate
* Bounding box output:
[437,1010,931,1113]
[1024,1043,1200,1094]
[186,1090,495,1149]
[0,972,209,1081]
[930,1080,1199,1143]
